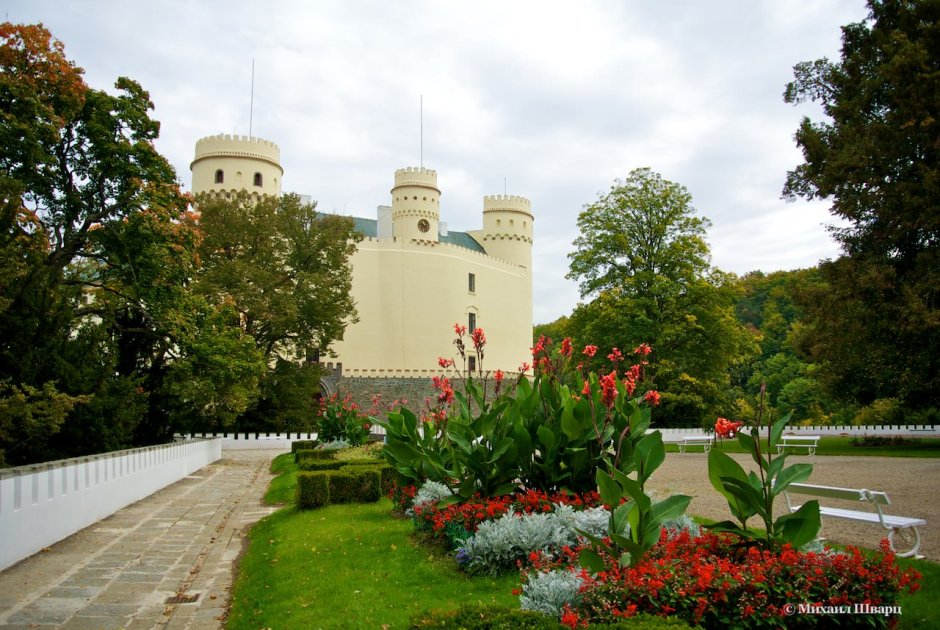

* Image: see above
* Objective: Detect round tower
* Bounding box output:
[391,167,441,242]
[190,134,284,197]
[481,195,534,268]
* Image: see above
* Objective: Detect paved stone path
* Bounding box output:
[0,449,279,629]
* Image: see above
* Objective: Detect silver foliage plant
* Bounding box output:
[520,569,585,616]
[455,504,609,576]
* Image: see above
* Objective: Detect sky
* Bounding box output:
[5,0,868,324]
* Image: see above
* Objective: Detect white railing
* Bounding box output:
[0,438,221,571]
[178,432,318,450]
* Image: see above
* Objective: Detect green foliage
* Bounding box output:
[297,472,330,509]
[784,0,940,412]
[294,448,336,463]
[706,410,821,549]
[325,468,381,504]
[298,459,346,472]
[579,425,691,569]
[565,169,757,427]
[411,604,693,629]
[0,381,88,466]
[291,439,318,453]
[315,393,371,446]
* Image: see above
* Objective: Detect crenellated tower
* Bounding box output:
[480,194,533,268]
[190,134,284,197]
[391,167,441,242]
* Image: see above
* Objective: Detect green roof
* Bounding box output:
[350,216,486,254]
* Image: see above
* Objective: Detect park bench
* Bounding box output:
[776,435,820,456]
[783,482,926,558]
[678,435,713,453]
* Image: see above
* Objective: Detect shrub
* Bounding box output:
[294,448,336,463]
[519,569,584,617]
[291,439,318,453]
[328,468,381,504]
[456,504,612,576]
[410,480,453,515]
[297,472,329,509]
[298,459,346,472]
[850,435,919,448]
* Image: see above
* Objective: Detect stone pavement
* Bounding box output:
[0,449,280,629]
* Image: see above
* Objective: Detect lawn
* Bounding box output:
[232,451,939,629]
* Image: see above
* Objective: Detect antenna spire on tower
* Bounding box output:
[420,94,424,168]
[249,59,255,138]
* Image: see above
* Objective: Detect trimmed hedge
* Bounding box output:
[297,472,330,509]
[410,605,693,629]
[295,448,336,464]
[298,459,346,472]
[297,467,382,509]
[291,439,318,453]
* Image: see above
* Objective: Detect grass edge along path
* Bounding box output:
[232,452,939,629]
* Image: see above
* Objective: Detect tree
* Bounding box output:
[567,169,757,426]
[568,168,711,300]
[0,23,265,462]
[783,0,940,411]
[193,190,362,429]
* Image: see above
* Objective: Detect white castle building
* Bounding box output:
[190,134,533,400]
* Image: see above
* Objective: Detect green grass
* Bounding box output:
[227,500,518,629]
[897,555,940,628]
[262,452,300,505]
[664,436,940,457]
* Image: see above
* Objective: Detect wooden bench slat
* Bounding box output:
[791,504,926,528]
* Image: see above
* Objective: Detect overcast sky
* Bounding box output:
[6,0,867,323]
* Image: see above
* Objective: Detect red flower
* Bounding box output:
[600,371,618,407]
[583,344,598,357]
[471,327,486,352]
[494,369,504,383]
[438,357,454,368]
[518,361,531,373]
[453,322,467,336]
[633,343,652,356]
[644,390,661,406]
[560,337,572,357]
[582,380,591,396]
[607,347,623,364]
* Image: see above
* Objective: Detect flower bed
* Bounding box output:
[522,531,921,628]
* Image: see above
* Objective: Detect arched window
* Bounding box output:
[214,169,224,184]
[253,172,263,187]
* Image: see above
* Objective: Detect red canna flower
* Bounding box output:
[582,380,591,396]
[560,337,572,357]
[633,343,652,356]
[583,344,598,357]
[600,370,618,407]
[438,356,455,368]
[607,347,623,364]
[644,389,661,406]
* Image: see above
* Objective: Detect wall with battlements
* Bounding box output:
[191,134,284,198]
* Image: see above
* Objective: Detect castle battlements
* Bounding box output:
[192,134,282,169]
[483,194,532,214]
[393,167,439,190]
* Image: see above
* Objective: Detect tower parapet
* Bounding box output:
[190,134,284,198]
[391,166,441,242]
[481,194,533,268]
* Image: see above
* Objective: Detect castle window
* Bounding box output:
[253,172,263,187]
[468,273,476,293]
[214,169,224,184]
[468,312,476,332]
[468,356,477,372]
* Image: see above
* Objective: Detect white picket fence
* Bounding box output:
[178,432,317,450]
[0,438,221,571]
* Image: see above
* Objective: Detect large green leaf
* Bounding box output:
[596,469,621,507]
[776,500,821,548]
[649,494,691,525]
[769,412,792,449]
[708,449,750,511]
[536,424,557,451]
[560,397,581,440]
[579,548,606,573]
[771,462,814,497]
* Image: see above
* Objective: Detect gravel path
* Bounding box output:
[648,452,937,561]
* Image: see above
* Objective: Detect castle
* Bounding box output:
[191,134,534,404]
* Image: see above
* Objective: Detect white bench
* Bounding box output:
[678,435,713,453]
[776,435,820,456]
[784,482,926,558]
